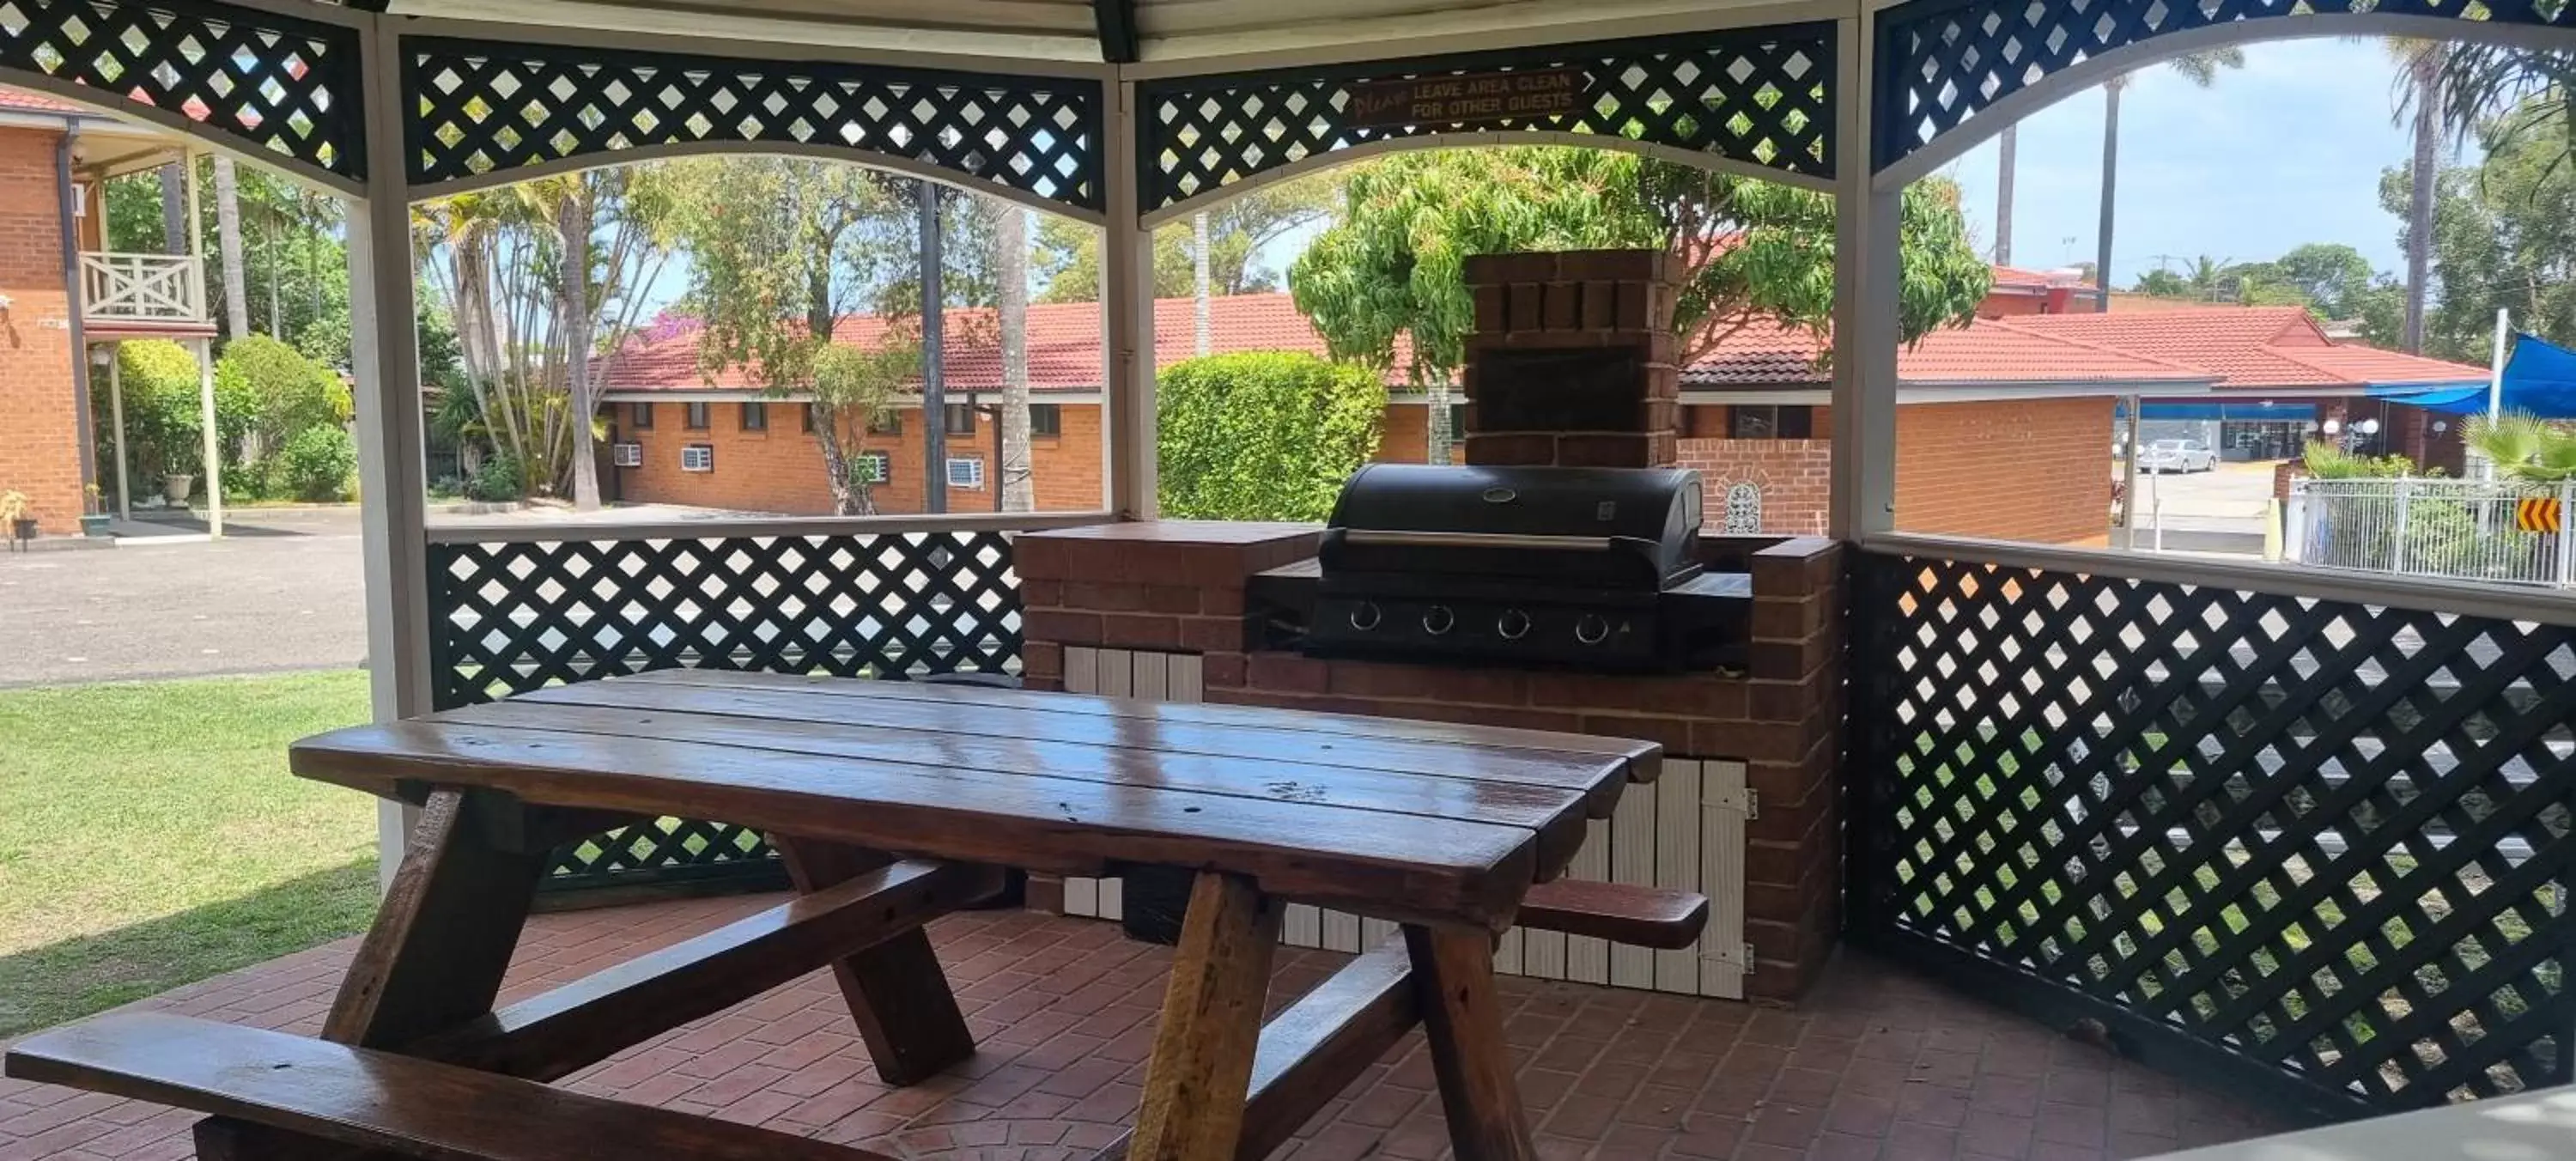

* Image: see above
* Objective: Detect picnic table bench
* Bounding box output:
[6,668,1705,1161]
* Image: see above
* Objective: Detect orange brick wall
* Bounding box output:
[1894,397,2113,544]
[0,127,82,533]
[1678,438,1832,536]
[614,401,1107,515]
[1372,403,1428,464]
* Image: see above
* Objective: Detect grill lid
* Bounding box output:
[1318,465,1704,588]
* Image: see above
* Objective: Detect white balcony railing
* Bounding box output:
[80,251,206,325]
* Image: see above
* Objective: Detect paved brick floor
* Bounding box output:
[0,897,2278,1160]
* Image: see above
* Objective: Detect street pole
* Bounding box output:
[2482,307,2509,481]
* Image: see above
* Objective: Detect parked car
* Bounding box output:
[2138,439,2217,473]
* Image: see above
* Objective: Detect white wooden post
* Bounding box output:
[1102,78,1157,520]
[107,350,130,521]
[352,14,436,887]
[2391,478,2413,574]
[2556,481,2573,589]
[195,336,222,538]
[1831,15,1899,541]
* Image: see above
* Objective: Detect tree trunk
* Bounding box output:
[1193,212,1212,356]
[212,155,249,339]
[266,216,282,338]
[1995,124,2017,266]
[158,162,185,253]
[2403,51,2439,354]
[560,184,601,511]
[918,180,948,515]
[1426,373,1453,465]
[997,202,1034,513]
[2094,82,2121,314]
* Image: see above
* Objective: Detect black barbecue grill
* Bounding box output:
[1249,464,1751,672]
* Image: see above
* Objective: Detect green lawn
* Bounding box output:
[0,671,379,1036]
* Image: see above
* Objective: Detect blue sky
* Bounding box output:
[1935,35,2458,287]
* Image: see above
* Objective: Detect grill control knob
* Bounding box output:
[1349,602,1382,631]
[1575,613,1611,646]
[1423,605,1455,635]
[1496,609,1532,641]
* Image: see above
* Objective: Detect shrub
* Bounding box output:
[279,426,357,501]
[467,453,525,503]
[102,340,205,495]
[1157,351,1386,522]
[216,334,349,469]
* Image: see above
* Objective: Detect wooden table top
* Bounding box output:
[289,669,1662,931]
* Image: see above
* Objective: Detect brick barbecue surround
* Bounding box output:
[1459,248,1684,470]
[1014,522,1846,1003]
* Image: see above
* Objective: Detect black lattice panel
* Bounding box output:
[1874,0,2575,171]
[404,37,1103,211]
[0,0,362,180]
[1849,552,2576,1121]
[1138,25,1833,214]
[427,530,1023,891]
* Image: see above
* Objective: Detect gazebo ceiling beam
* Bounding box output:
[1096,0,1139,64]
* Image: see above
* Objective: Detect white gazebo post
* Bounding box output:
[106,347,130,520]
[1103,77,1157,520]
[349,13,437,886]
[1832,12,1901,542]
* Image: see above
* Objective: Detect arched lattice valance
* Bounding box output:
[1138,24,1836,217]
[0,0,364,184]
[1874,0,2576,173]
[403,38,1105,212]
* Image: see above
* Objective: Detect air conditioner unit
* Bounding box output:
[611,442,642,467]
[681,444,714,472]
[946,457,985,489]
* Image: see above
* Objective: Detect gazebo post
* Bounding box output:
[347,14,436,885]
[1103,77,1157,520]
[1831,13,1900,542]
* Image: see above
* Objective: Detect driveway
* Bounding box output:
[0,508,367,688]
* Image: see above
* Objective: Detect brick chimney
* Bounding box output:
[1458,249,1682,469]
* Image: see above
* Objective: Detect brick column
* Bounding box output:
[1014,520,1323,692]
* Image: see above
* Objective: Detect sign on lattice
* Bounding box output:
[403,37,1104,211]
[1138,25,1834,216]
[1848,551,2576,1120]
[0,0,364,182]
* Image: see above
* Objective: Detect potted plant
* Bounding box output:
[1,490,33,550]
[79,483,109,538]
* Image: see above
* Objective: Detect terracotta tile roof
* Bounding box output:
[0,85,85,115]
[604,294,1416,394]
[1681,317,2208,387]
[2007,306,2488,390]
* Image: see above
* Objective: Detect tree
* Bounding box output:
[2095,51,2244,310]
[1157,352,1385,521]
[992,198,1034,512]
[2384,93,2576,362]
[2391,40,2449,352]
[2465,411,2576,484]
[1033,173,1337,303]
[663,157,914,514]
[213,334,346,475]
[213,155,249,338]
[1290,148,1991,393]
[2131,267,2192,297]
[1995,125,2018,264]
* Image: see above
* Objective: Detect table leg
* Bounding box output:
[1404,924,1539,1161]
[196,789,553,1161]
[1128,871,1281,1161]
[770,836,977,1085]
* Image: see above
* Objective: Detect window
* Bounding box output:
[800,404,817,434]
[611,442,642,468]
[683,402,711,430]
[868,412,903,435]
[854,451,890,484]
[1447,402,1468,438]
[944,404,975,436]
[628,402,654,429]
[1728,404,1814,441]
[1030,404,1061,438]
[740,402,768,432]
[946,456,985,489]
[680,444,714,472]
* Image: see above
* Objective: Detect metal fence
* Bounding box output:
[2291,478,2575,588]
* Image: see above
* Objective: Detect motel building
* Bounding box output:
[597,268,2491,544]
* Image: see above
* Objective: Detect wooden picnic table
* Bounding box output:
[7,668,1690,1161]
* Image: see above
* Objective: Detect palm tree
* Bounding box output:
[2465,411,2576,484]
[212,155,249,337]
[2095,50,2244,312]
[994,199,1034,513]
[1995,125,2017,264]
[2391,40,2448,353]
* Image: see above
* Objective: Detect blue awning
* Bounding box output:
[2117,401,2317,422]
[2380,333,2576,417]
